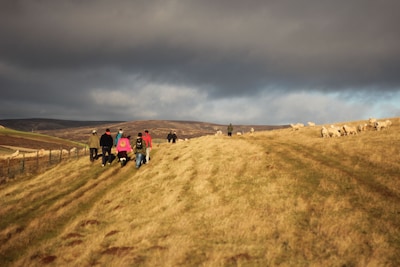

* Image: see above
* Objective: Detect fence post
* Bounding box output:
[49,150,52,166]
[21,153,25,174]
[7,158,10,178]
[36,151,39,172]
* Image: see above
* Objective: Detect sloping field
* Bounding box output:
[0,118,399,266]
[0,128,84,154]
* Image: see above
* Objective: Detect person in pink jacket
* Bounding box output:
[116,133,132,167]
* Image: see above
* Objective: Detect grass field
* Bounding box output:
[0,128,84,153]
[0,118,399,266]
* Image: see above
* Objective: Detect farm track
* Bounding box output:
[0,158,134,265]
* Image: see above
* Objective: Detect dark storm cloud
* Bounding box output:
[0,0,399,123]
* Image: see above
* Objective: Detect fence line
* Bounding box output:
[0,147,88,183]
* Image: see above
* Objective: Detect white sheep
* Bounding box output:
[328,126,341,137]
[368,118,377,126]
[374,120,392,131]
[357,124,367,132]
[215,130,223,136]
[290,123,304,131]
[342,125,358,135]
[321,127,329,138]
[307,122,316,127]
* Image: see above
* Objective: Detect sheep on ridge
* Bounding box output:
[290,123,304,131]
[321,127,329,138]
[374,120,392,131]
[368,118,377,126]
[342,125,358,135]
[328,125,341,137]
[357,124,367,132]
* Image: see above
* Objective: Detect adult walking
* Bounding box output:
[100,128,114,166]
[172,131,177,143]
[143,130,153,164]
[88,129,100,162]
[134,132,146,169]
[167,131,173,143]
[116,133,132,167]
[227,123,233,137]
[114,128,123,147]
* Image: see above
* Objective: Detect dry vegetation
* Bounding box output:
[0,118,399,266]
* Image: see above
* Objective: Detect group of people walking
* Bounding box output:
[88,128,152,169]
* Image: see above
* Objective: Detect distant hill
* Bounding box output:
[0,118,123,132]
[0,118,289,143]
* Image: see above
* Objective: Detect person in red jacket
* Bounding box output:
[142,130,153,164]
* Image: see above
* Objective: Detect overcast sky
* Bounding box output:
[1,0,399,125]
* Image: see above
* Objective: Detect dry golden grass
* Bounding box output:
[1,118,399,266]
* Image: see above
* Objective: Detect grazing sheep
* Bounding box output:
[374,120,392,131]
[290,123,304,131]
[328,126,341,137]
[342,125,358,135]
[321,127,329,138]
[215,130,223,136]
[307,122,316,127]
[250,127,255,134]
[357,124,367,132]
[368,118,377,126]
[236,132,242,136]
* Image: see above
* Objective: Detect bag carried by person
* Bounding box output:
[136,138,143,149]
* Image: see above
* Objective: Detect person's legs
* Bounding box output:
[107,147,112,164]
[90,148,95,161]
[146,148,150,163]
[101,147,108,165]
[136,153,144,168]
[119,151,127,166]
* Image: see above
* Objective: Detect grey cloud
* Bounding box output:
[1,1,399,123]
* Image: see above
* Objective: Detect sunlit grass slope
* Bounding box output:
[1,118,399,266]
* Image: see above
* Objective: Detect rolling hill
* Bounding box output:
[0,118,289,145]
[0,117,399,266]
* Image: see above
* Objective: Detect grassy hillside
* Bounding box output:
[38,120,287,144]
[0,118,399,266]
[0,127,85,153]
[1,118,288,143]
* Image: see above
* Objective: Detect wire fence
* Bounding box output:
[0,147,88,183]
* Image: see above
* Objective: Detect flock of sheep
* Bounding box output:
[290,118,393,138]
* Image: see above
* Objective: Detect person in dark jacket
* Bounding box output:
[227,123,233,137]
[100,128,114,166]
[167,131,173,143]
[88,129,100,162]
[134,132,146,169]
[172,131,177,143]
